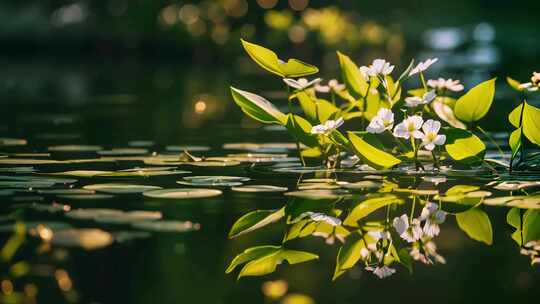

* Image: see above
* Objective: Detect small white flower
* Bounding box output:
[365,265,396,279]
[309,212,342,226]
[519,72,540,92]
[393,214,423,243]
[310,117,344,135]
[366,108,394,134]
[404,90,436,107]
[410,240,446,265]
[409,58,438,76]
[420,119,446,151]
[420,202,447,237]
[283,77,322,91]
[314,79,345,93]
[367,230,392,241]
[427,78,464,92]
[360,59,395,77]
[393,115,424,139]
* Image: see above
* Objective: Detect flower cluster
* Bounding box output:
[519,71,540,92]
[393,202,447,265]
[310,117,344,135]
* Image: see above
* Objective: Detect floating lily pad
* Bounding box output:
[46,170,114,177]
[166,145,211,152]
[342,181,382,190]
[83,183,162,194]
[37,189,95,195]
[0,181,55,188]
[273,166,339,174]
[114,231,152,242]
[222,142,297,152]
[231,185,288,193]
[142,188,222,199]
[97,148,149,156]
[284,189,351,200]
[48,145,103,152]
[183,176,250,184]
[128,140,155,147]
[0,166,36,173]
[131,220,201,232]
[491,181,540,191]
[58,194,115,200]
[51,228,114,250]
[0,138,27,146]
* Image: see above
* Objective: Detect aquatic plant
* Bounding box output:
[230,40,530,172]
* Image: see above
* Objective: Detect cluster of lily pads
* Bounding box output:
[231,39,540,172]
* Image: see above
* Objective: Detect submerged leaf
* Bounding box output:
[456,208,493,245]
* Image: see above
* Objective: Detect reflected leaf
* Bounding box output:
[142,188,222,199]
[456,208,493,245]
[131,220,200,232]
[83,183,162,194]
[344,195,403,227]
[51,228,113,250]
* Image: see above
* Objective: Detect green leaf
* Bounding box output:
[285,114,319,147]
[509,127,522,156]
[508,103,522,128]
[506,76,524,92]
[364,93,390,121]
[444,127,486,164]
[336,51,369,99]
[456,208,493,245]
[348,132,401,169]
[228,208,285,238]
[454,78,496,122]
[226,245,280,273]
[316,99,339,123]
[343,194,403,227]
[523,210,540,244]
[237,248,318,278]
[295,91,317,122]
[230,87,287,125]
[241,39,318,78]
[333,231,365,280]
[514,101,540,146]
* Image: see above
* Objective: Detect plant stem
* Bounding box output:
[476,125,504,157]
[286,85,306,167]
[410,196,417,222]
[431,150,440,169]
[420,73,428,90]
[410,137,422,170]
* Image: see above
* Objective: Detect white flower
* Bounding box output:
[409,58,438,76]
[314,79,345,93]
[310,118,344,135]
[360,59,395,77]
[365,265,396,279]
[393,115,424,139]
[367,230,391,241]
[283,78,322,90]
[404,90,436,107]
[309,212,342,226]
[427,78,464,92]
[420,119,446,151]
[393,214,423,243]
[518,72,540,92]
[420,202,447,237]
[366,108,394,134]
[410,240,446,265]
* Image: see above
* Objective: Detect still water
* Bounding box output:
[1,26,540,304]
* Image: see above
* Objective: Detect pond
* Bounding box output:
[1,23,540,304]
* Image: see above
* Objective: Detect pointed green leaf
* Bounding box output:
[336,51,369,99]
[241,39,318,77]
[226,245,280,273]
[509,127,522,155]
[454,78,496,122]
[507,207,522,245]
[523,210,540,244]
[506,76,524,92]
[520,101,540,146]
[348,132,401,169]
[285,114,319,147]
[238,248,318,278]
[444,127,486,164]
[231,87,287,125]
[228,208,285,238]
[456,208,493,245]
[344,194,403,227]
[333,231,365,280]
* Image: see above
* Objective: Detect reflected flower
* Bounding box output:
[367,230,391,241]
[315,79,345,93]
[310,118,344,135]
[393,214,423,243]
[393,115,424,139]
[283,78,322,90]
[410,240,446,265]
[409,58,438,76]
[365,265,396,279]
[360,59,395,77]
[420,202,447,237]
[405,90,436,107]
[519,72,540,92]
[294,211,342,226]
[366,108,394,134]
[420,119,446,151]
[427,78,464,92]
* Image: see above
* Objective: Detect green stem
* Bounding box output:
[410,137,422,170]
[431,150,440,169]
[476,125,504,157]
[410,196,417,222]
[286,85,306,167]
[420,73,428,91]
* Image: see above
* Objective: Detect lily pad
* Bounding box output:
[284,189,351,200]
[231,185,288,193]
[142,188,223,199]
[83,183,162,194]
[48,145,103,152]
[131,220,201,232]
[51,228,114,250]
